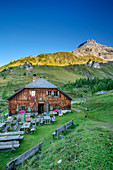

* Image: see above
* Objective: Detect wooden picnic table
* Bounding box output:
[44,116,51,124]
[20,122,31,132]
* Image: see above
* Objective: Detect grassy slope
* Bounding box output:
[0,111,86,170]
[18,91,113,170]
[1,63,113,99]
[0,65,85,98]
[0,52,105,72]
[0,91,113,169]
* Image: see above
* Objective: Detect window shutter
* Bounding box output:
[29,91,32,96]
[58,91,59,96]
[46,91,48,96]
[52,91,54,96]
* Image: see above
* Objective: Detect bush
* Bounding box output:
[2,87,7,99]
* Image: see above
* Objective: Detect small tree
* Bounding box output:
[2,87,7,99]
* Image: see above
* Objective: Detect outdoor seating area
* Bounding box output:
[0,107,71,150]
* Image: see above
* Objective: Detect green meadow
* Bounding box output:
[0,91,112,169]
[1,63,113,99]
[0,64,113,169]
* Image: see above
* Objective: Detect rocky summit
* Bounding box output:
[72,39,113,61]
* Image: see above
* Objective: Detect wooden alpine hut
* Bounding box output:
[7,74,72,115]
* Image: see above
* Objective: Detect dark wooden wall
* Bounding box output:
[8,88,71,114]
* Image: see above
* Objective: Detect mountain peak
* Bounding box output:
[87,39,96,43]
[72,39,113,61]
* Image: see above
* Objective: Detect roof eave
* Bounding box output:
[25,87,57,88]
[7,87,24,100]
[57,88,72,100]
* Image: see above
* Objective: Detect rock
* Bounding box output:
[96,91,106,95]
[37,63,41,67]
[87,61,100,68]
[57,159,63,164]
[10,60,15,63]
[92,61,100,69]
[18,64,24,69]
[87,61,93,66]
[89,128,92,131]
[18,62,33,70]
[35,155,42,160]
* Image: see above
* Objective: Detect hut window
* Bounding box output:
[48,91,51,96]
[21,106,26,111]
[54,91,58,96]
[31,91,35,97]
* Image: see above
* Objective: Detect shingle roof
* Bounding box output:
[25,77,57,88]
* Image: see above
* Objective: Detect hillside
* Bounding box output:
[0,64,113,169]
[0,62,113,100]
[0,52,105,72]
[17,91,113,170]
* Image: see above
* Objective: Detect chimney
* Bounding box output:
[33,74,37,81]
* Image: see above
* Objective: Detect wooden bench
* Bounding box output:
[6,142,43,170]
[0,131,24,136]
[0,141,20,150]
[52,119,74,139]
[0,135,24,141]
[30,125,36,133]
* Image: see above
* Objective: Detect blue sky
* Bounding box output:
[0,0,113,67]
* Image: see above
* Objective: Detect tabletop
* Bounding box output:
[5,118,13,123]
[21,122,31,129]
[0,135,20,141]
[0,123,6,128]
[44,116,50,120]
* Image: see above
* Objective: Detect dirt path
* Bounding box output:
[72,107,81,112]
[93,120,113,131]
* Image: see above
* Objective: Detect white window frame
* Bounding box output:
[31,91,35,97]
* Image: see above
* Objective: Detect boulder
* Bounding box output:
[92,61,100,69]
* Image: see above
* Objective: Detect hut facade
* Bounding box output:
[7,75,72,114]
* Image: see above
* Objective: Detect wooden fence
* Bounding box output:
[6,142,43,170]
